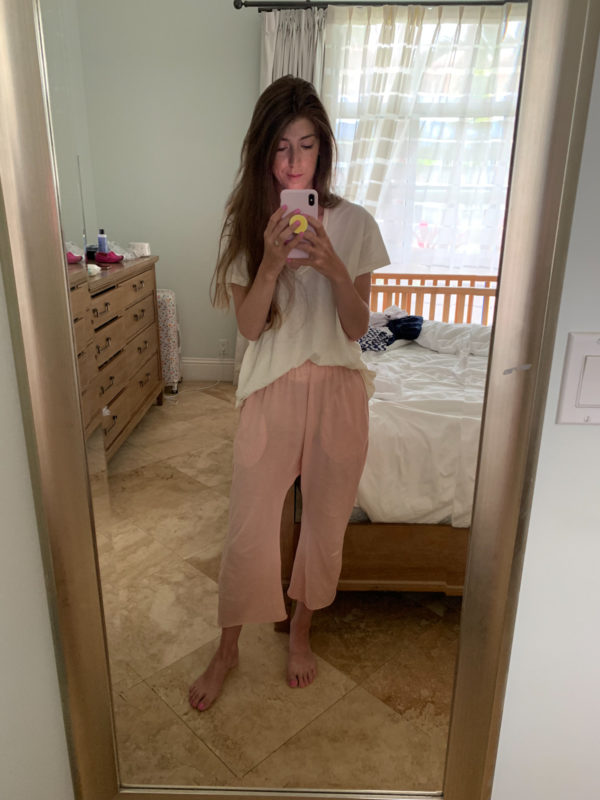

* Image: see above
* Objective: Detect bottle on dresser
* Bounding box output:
[97,228,109,253]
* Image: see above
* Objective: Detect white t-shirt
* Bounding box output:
[229,199,390,406]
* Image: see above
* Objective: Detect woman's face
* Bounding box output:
[272,117,320,193]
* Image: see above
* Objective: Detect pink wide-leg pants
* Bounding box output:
[218,361,369,628]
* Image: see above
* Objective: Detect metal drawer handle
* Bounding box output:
[96,337,112,353]
[133,279,145,292]
[137,340,149,354]
[99,377,115,395]
[133,308,146,322]
[138,372,151,388]
[93,301,111,318]
[105,414,118,434]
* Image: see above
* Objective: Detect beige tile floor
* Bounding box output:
[90,380,461,793]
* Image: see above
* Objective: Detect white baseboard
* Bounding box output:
[181,357,235,383]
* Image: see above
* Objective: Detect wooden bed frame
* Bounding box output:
[369,272,497,323]
[278,273,497,618]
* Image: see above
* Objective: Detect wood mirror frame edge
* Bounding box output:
[0,1,597,799]
[0,0,119,797]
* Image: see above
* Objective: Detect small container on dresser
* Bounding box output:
[68,257,164,460]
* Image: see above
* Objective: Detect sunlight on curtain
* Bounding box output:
[321,3,527,276]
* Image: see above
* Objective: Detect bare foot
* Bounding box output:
[189,630,240,711]
[287,603,317,688]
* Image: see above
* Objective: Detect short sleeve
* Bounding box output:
[357,212,390,277]
[228,253,250,288]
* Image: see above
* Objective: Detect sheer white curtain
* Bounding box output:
[234,9,327,384]
[321,3,527,276]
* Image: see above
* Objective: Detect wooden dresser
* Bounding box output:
[68,256,163,460]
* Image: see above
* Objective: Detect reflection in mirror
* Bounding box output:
[41,0,526,793]
[86,425,111,545]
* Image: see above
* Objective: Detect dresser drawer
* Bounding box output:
[90,285,125,326]
[123,293,155,341]
[119,269,155,308]
[92,349,130,407]
[94,316,126,367]
[102,388,131,450]
[77,341,97,391]
[75,257,162,459]
[73,315,93,355]
[127,325,158,375]
[70,283,90,321]
[130,352,161,413]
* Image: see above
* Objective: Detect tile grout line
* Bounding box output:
[143,679,240,782]
[141,677,250,781]
[236,679,363,780]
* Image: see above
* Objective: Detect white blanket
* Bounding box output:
[357,324,489,527]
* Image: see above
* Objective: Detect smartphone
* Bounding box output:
[280,189,318,259]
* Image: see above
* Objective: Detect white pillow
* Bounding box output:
[416,320,491,356]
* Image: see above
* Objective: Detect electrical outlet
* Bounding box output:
[218,338,228,358]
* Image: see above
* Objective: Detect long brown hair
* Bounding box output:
[211,76,340,329]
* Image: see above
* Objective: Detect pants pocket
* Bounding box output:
[233,396,268,468]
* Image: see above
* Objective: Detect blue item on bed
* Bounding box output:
[386,315,423,341]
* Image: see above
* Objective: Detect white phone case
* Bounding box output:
[280,189,318,259]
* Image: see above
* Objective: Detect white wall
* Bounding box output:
[491,38,600,800]
[76,0,261,362]
[0,271,74,800]
[41,0,261,364]
[39,0,98,251]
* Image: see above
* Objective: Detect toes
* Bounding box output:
[299,668,316,688]
[189,686,207,710]
[288,666,318,688]
[191,694,209,711]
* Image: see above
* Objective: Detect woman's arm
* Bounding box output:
[230,269,278,341]
[330,271,371,340]
[231,205,303,340]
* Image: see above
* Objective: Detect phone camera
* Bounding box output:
[309,194,315,206]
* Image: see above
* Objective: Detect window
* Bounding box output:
[321,4,527,277]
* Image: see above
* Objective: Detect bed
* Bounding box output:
[278,273,497,617]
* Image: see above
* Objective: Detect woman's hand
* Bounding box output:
[285,214,348,284]
[261,204,305,279]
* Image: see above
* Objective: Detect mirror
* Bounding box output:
[37,0,527,793]
[4,0,595,797]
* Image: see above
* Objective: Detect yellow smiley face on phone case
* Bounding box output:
[289,213,308,233]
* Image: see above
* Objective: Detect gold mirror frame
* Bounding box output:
[1,1,598,798]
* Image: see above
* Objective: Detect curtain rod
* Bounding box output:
[233,0,522,9]
[233,0,527,12]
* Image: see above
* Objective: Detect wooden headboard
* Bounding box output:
[370,273,498,325]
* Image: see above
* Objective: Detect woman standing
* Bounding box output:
[189,76,389,711]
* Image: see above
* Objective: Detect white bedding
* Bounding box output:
[356,321,490,527]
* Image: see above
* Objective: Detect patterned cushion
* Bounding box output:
[358,326,394,352]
